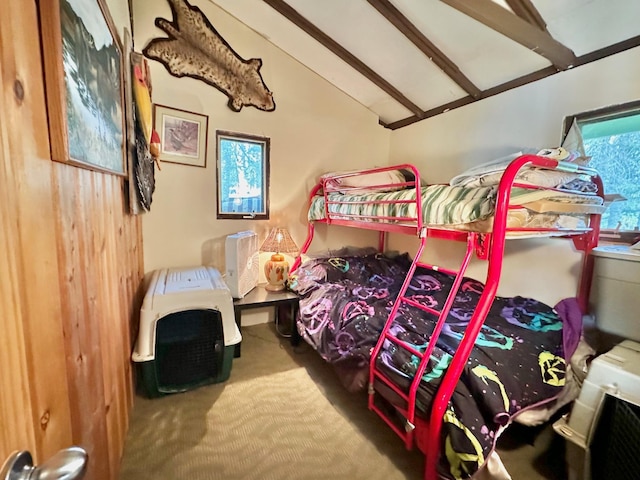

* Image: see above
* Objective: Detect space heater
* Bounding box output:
[132,266,241,397]
[224,231,259,299]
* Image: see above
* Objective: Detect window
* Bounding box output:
[564,101,640,240]
[216,130,269,220]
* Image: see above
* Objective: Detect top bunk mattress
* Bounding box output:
[308,184,604,232]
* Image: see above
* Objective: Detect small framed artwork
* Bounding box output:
[216,130,270,220]
[38,0,127,176]
[154,105,209,167]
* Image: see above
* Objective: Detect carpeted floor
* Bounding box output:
[119,323,568,480]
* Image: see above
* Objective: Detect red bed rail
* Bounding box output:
[291,155,603,480]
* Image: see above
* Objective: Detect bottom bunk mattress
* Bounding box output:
[289,252,579,479]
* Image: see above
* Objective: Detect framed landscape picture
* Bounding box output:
[154,105,209,167]
[39,0,127,175]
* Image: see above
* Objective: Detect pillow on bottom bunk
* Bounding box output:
[295,246,379,273]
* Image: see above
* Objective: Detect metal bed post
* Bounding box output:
[421,154,603,479]
[291,183,323,274]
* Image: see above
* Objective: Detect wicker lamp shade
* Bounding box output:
[260,228,299,254]
[260,228,298,291]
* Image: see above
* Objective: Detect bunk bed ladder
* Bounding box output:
[368,232,478,450]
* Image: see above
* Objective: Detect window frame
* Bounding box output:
[562,100,640,142]
[215,130,270,220]
[563,100,640,243]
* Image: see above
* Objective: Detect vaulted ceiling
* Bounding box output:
[209,0,640,129]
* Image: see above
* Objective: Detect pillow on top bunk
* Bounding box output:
[536,147,590,165]
[320,168,417,194]
[561,118,587,157]
[449,147,591,189]
[453,167,582,189]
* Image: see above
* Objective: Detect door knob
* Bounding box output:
[1,446,87,480]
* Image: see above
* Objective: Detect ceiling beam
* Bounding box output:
[441,0,576,70]
[262,0,425,117]
[505,0,547,31]
[366,0,481,99]
[386,33,640,130]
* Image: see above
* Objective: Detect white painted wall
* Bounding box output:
[388,46,640,306]
[133,0,390,279]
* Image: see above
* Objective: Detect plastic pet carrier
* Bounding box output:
[132,266,241,397]
[554,340,640,480]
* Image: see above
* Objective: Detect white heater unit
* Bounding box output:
[225,231,259,299]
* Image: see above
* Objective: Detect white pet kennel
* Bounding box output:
[132,266,241,397]
[554,340,640,480]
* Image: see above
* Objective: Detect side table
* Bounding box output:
[233,285,299,357]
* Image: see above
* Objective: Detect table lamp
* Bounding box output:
[260,227,298,291]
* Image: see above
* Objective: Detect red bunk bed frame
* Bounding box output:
[291,154,603,480]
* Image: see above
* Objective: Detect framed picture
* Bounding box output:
[38,0,127,176]
[216,130,270,220]
[154,105,209,168]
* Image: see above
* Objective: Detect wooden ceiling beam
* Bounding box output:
[442,0,576,70]
[366,0,481,99]
[386,33,640,130]
[262,0,425,117]
[505,0,547,31]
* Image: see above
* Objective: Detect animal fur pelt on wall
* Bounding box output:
[143,0,275,112]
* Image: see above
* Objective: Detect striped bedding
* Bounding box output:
[308,184,603,227]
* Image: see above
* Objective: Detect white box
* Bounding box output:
[225,231,259,299]
[589,246,640,341]
[554,340,640,480]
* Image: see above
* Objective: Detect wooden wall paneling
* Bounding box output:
[100,174,124,477]
[0,57,37,460]
[114,180,135,459]
[53,164,112,479]
[127,210,144,407]
[122,212,136,412]
[90,173,110,477]
[123,199,145,415]
[92,169,117,477]
[119,183,138,465]
[2,0,144,476]
[128,209,145,368]
[20,166,74,463]
[0,0,74,464]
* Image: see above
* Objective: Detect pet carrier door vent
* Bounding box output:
[591,394,640,480]
[155,309,224,392]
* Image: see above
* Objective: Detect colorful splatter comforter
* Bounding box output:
[289,252,570,480]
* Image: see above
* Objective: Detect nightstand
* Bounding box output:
[232,285,299,357]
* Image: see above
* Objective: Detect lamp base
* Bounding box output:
[264,253,289,292]
[264,283,286,292]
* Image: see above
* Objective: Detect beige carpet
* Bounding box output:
[120,323,567,480]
